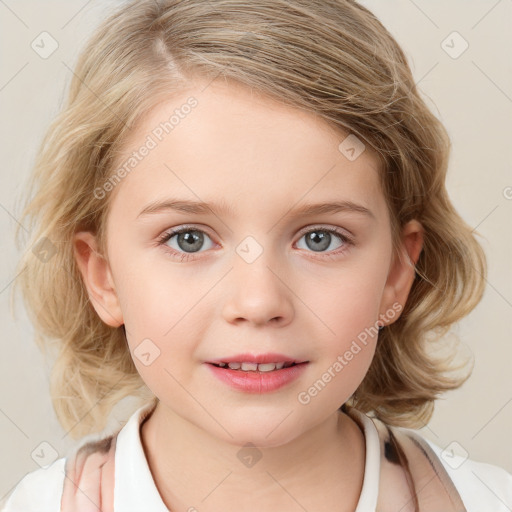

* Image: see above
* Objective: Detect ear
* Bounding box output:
[73,231,124,327]
[378,219,424,326]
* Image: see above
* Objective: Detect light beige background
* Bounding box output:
[1,0,511,500]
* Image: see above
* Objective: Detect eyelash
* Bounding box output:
[156,225,355,262]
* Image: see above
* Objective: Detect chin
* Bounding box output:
[211,409,305,448]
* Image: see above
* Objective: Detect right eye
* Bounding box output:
[156,226,216,261]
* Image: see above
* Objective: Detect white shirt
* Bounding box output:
[2,403,511,511]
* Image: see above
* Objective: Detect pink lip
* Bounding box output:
[206,352,308,364]
[205,361,309,393]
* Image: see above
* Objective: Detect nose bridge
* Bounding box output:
[222,233,293,325]
[232,232,283,291]
[235,233,270,267]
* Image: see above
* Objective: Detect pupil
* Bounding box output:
[178,231,203,252]
[306,231,330,251]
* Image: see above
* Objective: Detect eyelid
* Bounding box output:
[156,224,217,245]
[158,223,354,243]
[295,223,354,241]
[156,222,355,262]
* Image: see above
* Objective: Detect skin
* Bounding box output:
[74,78,424,511]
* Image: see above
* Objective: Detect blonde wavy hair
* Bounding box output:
[13,0,486,438]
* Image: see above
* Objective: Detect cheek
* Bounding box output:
[298,280,381,409]
[111,243,180,326]
[114,261,210,382]
[293,251,389,397]
[298,256,389,340]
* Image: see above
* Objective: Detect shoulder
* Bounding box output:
[1,457,66,512]
[410,431,512,512]
[1,401,158,512]
[1,433,116,512]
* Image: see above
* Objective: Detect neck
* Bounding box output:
[140,402,366,512]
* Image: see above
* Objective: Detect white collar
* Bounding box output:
[113,403,381,511]
[114,402,168,511]
[348,408,381,511]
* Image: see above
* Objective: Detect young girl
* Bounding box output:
[3,0,511,510]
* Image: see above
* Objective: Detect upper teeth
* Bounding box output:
[218,362,290,371]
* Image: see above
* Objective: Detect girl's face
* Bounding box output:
[75,79,423,447]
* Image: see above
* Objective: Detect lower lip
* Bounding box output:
[205,362,309,393]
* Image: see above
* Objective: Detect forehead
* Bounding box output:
[107,79,385,220]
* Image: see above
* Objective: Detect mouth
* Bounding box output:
[206,358,310,393]
[207,361,307,372]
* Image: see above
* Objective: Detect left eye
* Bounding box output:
[157,226,353,261]
[296,227,351,254]
[157,227,215,255]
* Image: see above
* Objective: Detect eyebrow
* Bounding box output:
[136,198,375,220]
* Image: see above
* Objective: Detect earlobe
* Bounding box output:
[379,220,424,326]
[73,231,124,327]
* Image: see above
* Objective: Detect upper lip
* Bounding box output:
[206,353,309,364]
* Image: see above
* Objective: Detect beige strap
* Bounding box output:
[60,434,117,512]
[373,418,467,511]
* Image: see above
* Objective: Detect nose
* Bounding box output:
[221,242,294,327]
